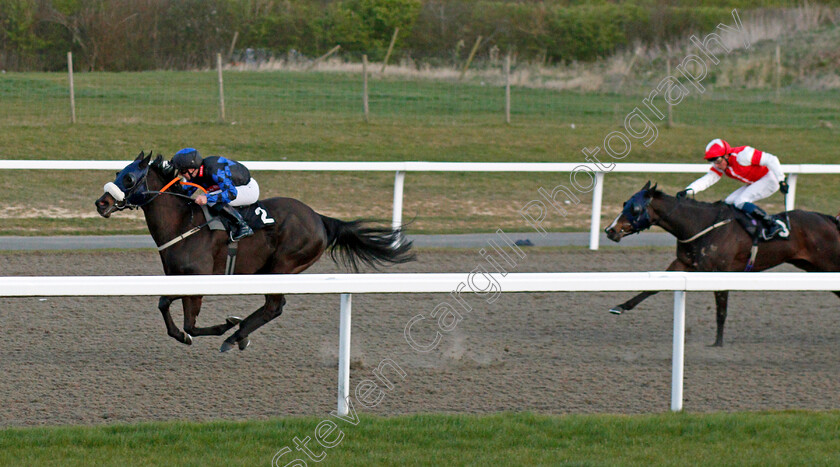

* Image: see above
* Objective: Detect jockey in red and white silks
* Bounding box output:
[678,138,789,238]
[684,139,785,207]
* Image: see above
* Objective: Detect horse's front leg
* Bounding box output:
[712,291,728,347]
[181,296,243,338]
[159,296,192,345]
[609,291,659,314]
[610,259,690,314]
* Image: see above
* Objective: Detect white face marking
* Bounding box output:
[606,212,623,231]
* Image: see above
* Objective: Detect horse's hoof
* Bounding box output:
[226,316,242,326]
[220,341,234,353]
[183,333,193,345]
[609,306,624,315]
[238,338,251,351]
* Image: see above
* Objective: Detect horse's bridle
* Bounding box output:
[102,159,217,251]
[624,190,732,243]
[104,166,196,211]
[103,166,154,211]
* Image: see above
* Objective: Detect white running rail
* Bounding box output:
[2,160,833,250]
[2,271,837,414]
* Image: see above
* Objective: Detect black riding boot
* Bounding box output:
[743,203,789,240]
[213,204,254,241]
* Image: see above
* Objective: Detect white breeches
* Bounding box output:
[209,178,260,207]
[724,173,779,209]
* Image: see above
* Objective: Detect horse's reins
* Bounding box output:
[120,176,207,208]
[151,177,212,251]
[156,220,212,251]
[152,176,207,199]
[650,195,733,244]
[667,199,759,271]
[677,219,732,243]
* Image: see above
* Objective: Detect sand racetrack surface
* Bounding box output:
[1,247,839,427]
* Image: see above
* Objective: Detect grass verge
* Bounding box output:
[1,411,838,466]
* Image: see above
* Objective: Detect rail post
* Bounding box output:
[337,293,352,416]
[589,172,605,250]
[671,290,686,411]
[785,173,797,211]
[392,170,405,232]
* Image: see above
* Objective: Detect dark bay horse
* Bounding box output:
[604,181,840,346]
[95,152,415,352]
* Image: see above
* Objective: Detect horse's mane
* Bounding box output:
[650,187,730,208]
[649,187,733,212]
[148,155,190,196]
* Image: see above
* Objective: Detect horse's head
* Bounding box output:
[95,151,155,217]
[605,181,657,242]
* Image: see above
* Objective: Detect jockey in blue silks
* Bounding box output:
[170,148,259,241]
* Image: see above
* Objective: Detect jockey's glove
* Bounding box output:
[676,189,690,200]
[779,179,789,194]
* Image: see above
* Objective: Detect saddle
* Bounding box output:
[201,201,276,237]
[731,208,788,242]
[200,202,276,275]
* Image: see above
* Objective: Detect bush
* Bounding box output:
[0,0,831,71]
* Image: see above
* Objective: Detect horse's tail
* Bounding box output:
[319,216,415,271]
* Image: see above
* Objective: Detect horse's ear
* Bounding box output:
[643,181,651,190]
[135,151,145,161]
[139,152,151,169]
[652,182,658,192]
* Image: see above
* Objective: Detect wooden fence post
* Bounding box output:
[504,52,511,124]
[381,28,399,73]
[363,55,369,122]
[67,52,76,124]
[228,31,239,61]
[775,44,781,98]
[459,35,482,80]
[217,53,226,123]
[666,56,673,128]
[307,45,341,71]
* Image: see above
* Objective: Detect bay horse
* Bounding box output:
[95,152,415,352]
[604,181,840,346]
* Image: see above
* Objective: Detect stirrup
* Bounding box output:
[760,221,788,241]
[775,220,790,238]
[230,225,253,242]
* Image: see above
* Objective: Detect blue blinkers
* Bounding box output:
[622,189,654,232]
[112,158,152,207]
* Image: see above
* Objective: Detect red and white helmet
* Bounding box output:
[704,139,731,160]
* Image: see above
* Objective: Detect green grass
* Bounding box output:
[1,70,839,235]
[1,411,838,466]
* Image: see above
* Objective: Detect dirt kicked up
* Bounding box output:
[1,247,838,427]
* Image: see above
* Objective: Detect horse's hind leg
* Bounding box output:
[220,294,286,353]
[159,296,192,345]
[712,291,728,347]
[181,296,243,338]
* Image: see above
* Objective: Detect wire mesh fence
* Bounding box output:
[2,55,837,131]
